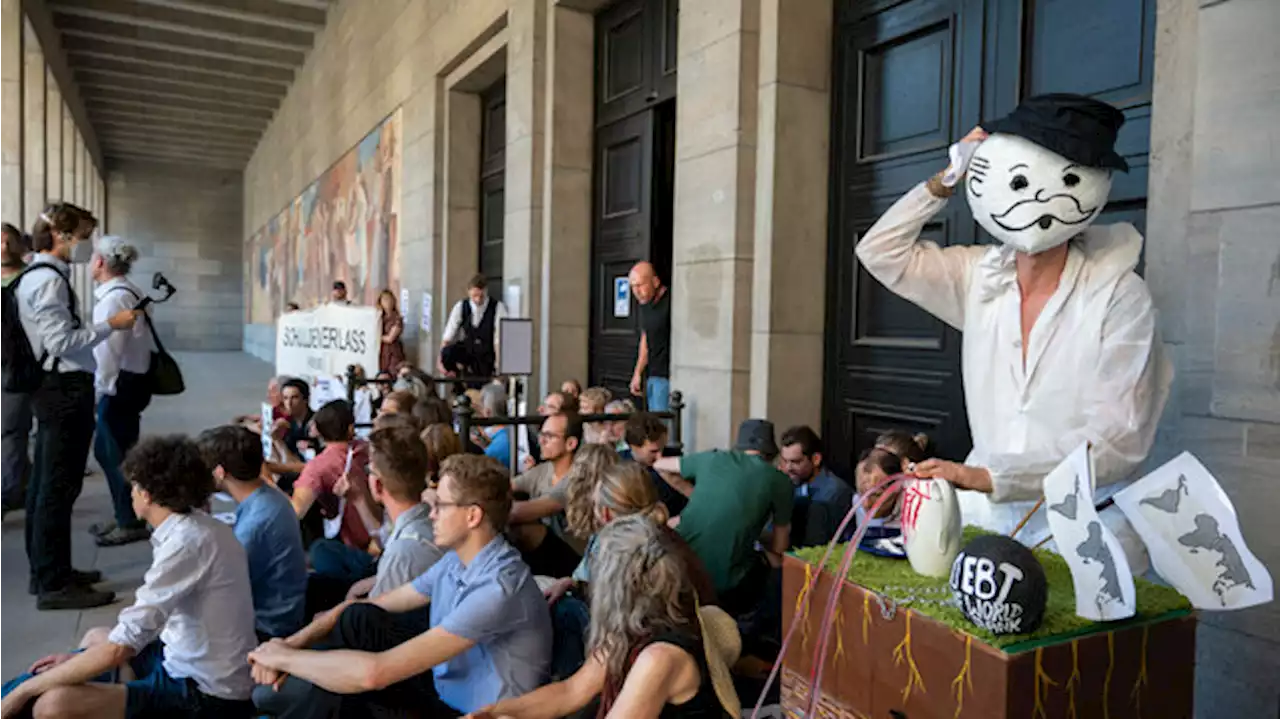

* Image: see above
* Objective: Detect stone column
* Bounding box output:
[22,21,43,227]
[538,3,593,396]
[670,0,760,450]
[1,0,22,221]
[61,107,74,204]
[503,0,548,395]
[45,77,60,200]
[440,85,480,360]
[748,0,832,433]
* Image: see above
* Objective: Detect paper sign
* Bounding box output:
[260,403,274,460]
[275,303,380,382]
[1044,442,1136,621]
[399,288,410,318]
[614,276,631,318]
[310,375,346,411]
[1115,452,1273,610]
[421,292,432,333]
[505,282,521,317]
[322,446,355,541]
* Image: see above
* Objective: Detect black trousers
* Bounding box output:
[26,371,96,593]
[253,603,450,719]
[439,343,494,386]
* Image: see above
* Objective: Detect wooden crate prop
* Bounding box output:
[779,554,1196,719]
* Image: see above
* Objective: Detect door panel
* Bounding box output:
[479,80,506,291]
[825,0,1154,479]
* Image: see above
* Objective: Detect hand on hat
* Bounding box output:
[913,458,992,493]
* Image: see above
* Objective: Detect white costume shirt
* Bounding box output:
[856,182,1172,571]
[441,296,507,351]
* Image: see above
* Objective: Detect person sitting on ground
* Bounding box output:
[198,425,308,642]
[653,419,793,616]
[262,378,315,483]
[342,426,445,602]
[620,412,687,516]
[0,436,259,718]
[248,454,553,718]
[413,395,454,427]
[393,363,434,400]
[422,423,463,485]
[578,387,613,444]
[378,389,417,418]
[235,375,290,427]
[472,515,741,719]
[778,425,855,548]
[603,398,636,450]
[560,379,582,400]
[851,430,929,535]
[294,400,381,579]
[508,413,592,577]
[370,371,396,414]
[475,383,514,465]
[374,409,426,435]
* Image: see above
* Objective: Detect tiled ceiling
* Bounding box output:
[45,0,332,169]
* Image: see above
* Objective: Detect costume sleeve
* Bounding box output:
[441,301,464,344]
[853,182,986,330]
[108,536,205,651]
[978,275,1172,502]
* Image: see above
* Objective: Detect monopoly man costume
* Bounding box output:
[855,93,1172,573]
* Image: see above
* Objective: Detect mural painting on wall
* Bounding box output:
[246,108,402,324]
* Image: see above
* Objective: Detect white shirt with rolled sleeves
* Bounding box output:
[107,510,259,701]
[854,182,1172,572]
[92,276,154,397]
[14,254,111,374]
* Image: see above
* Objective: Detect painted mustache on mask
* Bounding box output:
[990,193,1098,232]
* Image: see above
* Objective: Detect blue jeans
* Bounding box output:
[93,372,151,529]
[549,596,591,681]
[309,538,377,584]
[646,376,670,412]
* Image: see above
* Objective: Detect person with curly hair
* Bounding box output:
[248,454,552,718]
[0,435,259,717]
[471,515,740,719]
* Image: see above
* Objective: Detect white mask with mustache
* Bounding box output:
[965,133,1112,254]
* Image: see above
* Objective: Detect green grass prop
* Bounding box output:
[791,527,1192,652]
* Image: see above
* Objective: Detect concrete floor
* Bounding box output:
[0,352,273,680]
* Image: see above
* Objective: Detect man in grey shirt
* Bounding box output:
[13,204,138,610]
[343,426,445,602]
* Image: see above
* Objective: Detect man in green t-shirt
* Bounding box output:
[655,419,793,613]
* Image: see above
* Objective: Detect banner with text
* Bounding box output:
[275,304,380,381]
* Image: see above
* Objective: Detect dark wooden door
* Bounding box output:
[590,0,678,395]
[479,80,506,290]
[823,0,1155,479]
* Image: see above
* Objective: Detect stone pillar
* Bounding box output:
[503,0,548,395]
[61,106,74,204]
[45,77,60,200]
[398,84,438,368]
[1,0,22,221]
[748,0,832,433]
[538,4,593,397]
[22,23,44,227]
[440,85,480,360]
[670,0,760,450]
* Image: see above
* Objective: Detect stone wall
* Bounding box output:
[107,160,244,351]
[1145,0,1280,716]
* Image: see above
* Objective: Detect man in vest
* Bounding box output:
[438,274,507,384]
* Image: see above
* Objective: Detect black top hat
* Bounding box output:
[984,93,1129,172]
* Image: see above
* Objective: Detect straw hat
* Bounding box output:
[697,605,742,718]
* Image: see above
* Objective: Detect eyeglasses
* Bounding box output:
[538,431,564,441]
[428,499,474,512]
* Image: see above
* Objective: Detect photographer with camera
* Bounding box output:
[87,236,154,548]
[5,204,139,610]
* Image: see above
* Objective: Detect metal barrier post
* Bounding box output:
[670,390,684,454]
[455,393,475,453]
[345,364,358,405]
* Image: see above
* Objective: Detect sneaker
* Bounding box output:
[88,520,117,538]
[37,585,116,611]
[95,525,150,547]
[28,569,105,596]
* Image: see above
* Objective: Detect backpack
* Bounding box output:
[2,264,77,393]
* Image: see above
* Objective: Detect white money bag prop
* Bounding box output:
[900,477,963,577]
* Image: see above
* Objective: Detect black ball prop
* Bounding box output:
[949,535,1048,635]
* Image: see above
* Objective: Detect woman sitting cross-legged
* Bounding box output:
[469,514,741,719]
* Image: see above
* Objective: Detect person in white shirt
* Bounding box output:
[854,95,1172,573]
[437,274,506,385]
[14,203,138,611]
[0,435,259,718]
[88,236,155,548]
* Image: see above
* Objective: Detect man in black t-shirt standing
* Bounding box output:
[627,261,671,411]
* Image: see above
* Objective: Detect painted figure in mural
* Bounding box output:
[854,93,1172,573]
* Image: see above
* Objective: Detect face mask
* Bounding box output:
[69,237,94,264]
[965,134,1112,254]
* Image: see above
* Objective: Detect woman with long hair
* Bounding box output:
[470,515,740,719]
[376,288,405,373]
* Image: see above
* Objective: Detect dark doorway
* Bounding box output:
[479,79,506,291]
[589,0,678,397]
[823,0,1155,478]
